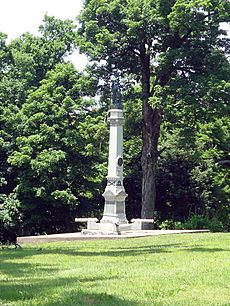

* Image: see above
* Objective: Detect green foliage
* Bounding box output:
[183,215,225,232]
[0,17,106,235]
[78,0,230,222]
[158,215,225,232]
[0,193,21,229]
[0,193,21,246]
[5,63,106,234]
[123,92,142,219]
[155,99,229,227]
[78,0,230,84]
[159,219,184,230]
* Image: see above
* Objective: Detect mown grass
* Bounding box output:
[0,233,230,306]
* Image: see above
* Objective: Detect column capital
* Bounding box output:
[108,117,124,126]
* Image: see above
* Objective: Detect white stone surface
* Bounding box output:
[130,219,154,230]
[75,218,100,230]
[100,108,128,229]
[17,230,210,244]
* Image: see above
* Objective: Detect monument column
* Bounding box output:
[100,79,128,232]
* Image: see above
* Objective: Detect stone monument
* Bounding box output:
[99,78,129,233]
[77,77,154,234]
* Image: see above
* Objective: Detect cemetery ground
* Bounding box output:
[0,233,230,306]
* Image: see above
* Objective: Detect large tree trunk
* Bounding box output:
[138,33,182,223]
[141,102,161,222]
[139,44,162,224]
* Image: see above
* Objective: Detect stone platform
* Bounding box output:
[17,229,209,244]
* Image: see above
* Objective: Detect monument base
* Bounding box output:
[81,229,125,235]
[75,217,154,235]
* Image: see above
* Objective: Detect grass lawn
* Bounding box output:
[0,233,230,306]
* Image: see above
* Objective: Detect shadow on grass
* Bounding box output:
[1,242,229,263]
[1,243,229,280]
[0,246,169,279]
[51,291,139,306]
[185,247,230,252]
[0,274,138,306]
[1,240,229,305]
[0,244,171,267]
[0,260,59,278]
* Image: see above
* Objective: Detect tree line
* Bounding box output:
[0,1,229,237]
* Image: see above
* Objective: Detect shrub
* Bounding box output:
[0,193,21,246]
[159,220,184,230]
[183,214,225,232]
[159,215,226,232]
[206,218,225,232]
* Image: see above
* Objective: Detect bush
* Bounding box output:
[183,214,225,232]
[207,218,225,232]
[0,193,20,227]
[159,220,184,230]
[183,215,209,229]
[158,215,226,232]
[0,193,21,246]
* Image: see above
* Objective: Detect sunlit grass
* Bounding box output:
[1,233,230,305]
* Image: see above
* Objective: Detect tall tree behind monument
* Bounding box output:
[77,0,230,221]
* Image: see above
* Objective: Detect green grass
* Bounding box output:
[0,233,230,306]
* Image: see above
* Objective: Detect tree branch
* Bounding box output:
[174,65,200,74]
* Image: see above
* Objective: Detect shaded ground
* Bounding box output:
[1,233,230,306]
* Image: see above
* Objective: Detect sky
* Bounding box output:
[0,0,87,70]
[0,0,83,39]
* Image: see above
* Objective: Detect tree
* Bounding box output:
[156,117,230,223]
[77,0,230,220]
[6,63,106,234]
[0,16,107,235]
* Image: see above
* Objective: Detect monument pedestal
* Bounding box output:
[101,188,128,225]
